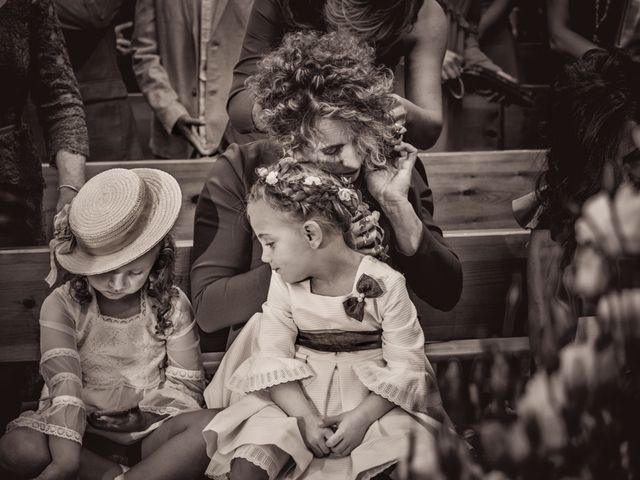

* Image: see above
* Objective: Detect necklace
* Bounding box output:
[593,0,612,43]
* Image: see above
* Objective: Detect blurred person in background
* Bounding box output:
[514,49,640,365]
[547,0,640,60]
[132,0,253,159]
[432,0,518,151]
[54,0,143,161]
[0,0,87,444]
[225,0,448,150]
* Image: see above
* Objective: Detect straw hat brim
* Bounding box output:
[56,168,182,276]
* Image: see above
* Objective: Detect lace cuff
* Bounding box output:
[353,363,433,414]
[166,366,205,381]
[226,357,314,394]
[8,395,85,444]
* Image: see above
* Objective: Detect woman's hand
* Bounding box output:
[350,210,383,256]
[321,409,371,457]
[441,50,464,81]
[365,142,417,206]
[173,114,216,157]
[297,415,333,458]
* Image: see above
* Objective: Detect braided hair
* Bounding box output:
[249,158,387,260]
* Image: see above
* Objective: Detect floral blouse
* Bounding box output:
[8,284,205,444]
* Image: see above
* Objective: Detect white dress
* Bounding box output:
[203,256,441,480]
[8,284,205,445]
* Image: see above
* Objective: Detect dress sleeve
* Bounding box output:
[9,288,85,444]
[141,290,205,414]
[190,144,272,333]
[227,0,284,133]
[226,272,313,394]
[30,0,89,164]
[352,273,437,414]
[391,161,463,311]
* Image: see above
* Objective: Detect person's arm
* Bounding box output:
[162,290,206,406]
[401,0,447,149]
[131,0,189,137]
[479,0,514,39]
[190,144,273,333]
[34,288,86,479]
[30,0,89,211]
[54,0,124,30]
[547,0,599,59]
[366,144,462,310]
[269,382,332,457]
[227,0,285,134]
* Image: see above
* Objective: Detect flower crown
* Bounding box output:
[256,164,358,205]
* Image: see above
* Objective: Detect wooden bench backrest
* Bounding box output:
[0,229,528,363]
[41,150,544,240]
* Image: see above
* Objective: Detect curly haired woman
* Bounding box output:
[191,30,462,350]
[225,0,447,149]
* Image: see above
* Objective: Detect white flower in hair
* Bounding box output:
[265,171,279,185]
[338,188,353,202]
[257,167,269,178]
[303,176,322,186]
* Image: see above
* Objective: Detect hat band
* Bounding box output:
[78,187,154,257]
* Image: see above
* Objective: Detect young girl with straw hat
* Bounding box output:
[0,168,217,480]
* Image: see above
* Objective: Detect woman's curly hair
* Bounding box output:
[536,48,640,263]
[247,30,398,170]
[249,158,388,260]
[67,235,178,336]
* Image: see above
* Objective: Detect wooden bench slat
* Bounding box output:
[41,150,543,241]
[0,230,529,363]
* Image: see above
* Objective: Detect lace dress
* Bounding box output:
[8,284,205,445]
[203,256,441,480]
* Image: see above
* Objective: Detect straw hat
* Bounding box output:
[47,168,181,282]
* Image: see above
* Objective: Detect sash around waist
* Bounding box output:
[296,329,383,352]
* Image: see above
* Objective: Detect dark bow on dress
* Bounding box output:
[343,273,384,322]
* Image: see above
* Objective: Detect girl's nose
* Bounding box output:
[109,273,127,291]
[261,249,270,264]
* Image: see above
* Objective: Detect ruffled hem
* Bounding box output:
[226,358,314,394]
[7,416,82,444]
[233,444,280,479]
[353,363,430,414]
[139,405,182,417]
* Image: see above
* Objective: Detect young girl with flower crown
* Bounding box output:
[0,169,216,480]
[202,158,442,480]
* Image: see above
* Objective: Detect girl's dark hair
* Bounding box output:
[68,235,178,336]
[536,49,640,262]
[248,30,397,170]
[248,158,387,260]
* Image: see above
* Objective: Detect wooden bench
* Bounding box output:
[3,150,543,372]
[40,150,545,240]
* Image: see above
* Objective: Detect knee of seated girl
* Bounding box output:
[0,428,50,475]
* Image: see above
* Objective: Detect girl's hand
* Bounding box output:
[365,142,417,206]
[321,410,371,457]
[350,210,383,256]
[297,415,332,458]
